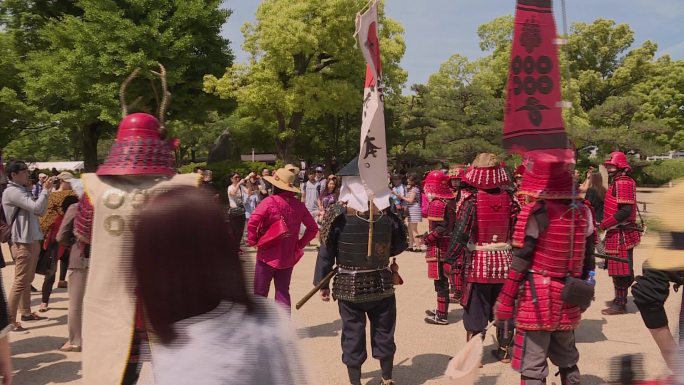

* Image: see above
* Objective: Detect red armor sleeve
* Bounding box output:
[424,199,449,245]
[73,195,94,244]
[512,201,544,248]
[496,269,525,321]
[448,195,476,258]
[614,176,637,204]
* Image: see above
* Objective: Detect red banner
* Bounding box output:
[503,0,572,160]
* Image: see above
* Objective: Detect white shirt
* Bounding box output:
[149,300,308,385]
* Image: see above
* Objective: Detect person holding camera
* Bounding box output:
[2,160,53,332]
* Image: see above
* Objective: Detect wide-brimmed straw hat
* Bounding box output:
[646,179,684,270]
[56,171,75,181]
[263,167,301,193]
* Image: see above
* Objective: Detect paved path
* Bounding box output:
[1,220,676,385]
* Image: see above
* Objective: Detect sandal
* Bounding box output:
[21,312,47,321]
[59,344,82,352]
[11,322,28,332]
[39,303,49,313]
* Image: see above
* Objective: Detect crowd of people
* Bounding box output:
[0,112,678,385]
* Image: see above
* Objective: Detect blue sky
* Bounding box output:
[220,0,684,87]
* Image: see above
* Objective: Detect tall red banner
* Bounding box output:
[503,0,572,160]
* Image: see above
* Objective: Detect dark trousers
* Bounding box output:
[463,282,502,332]
[41,258,57,304]
[338,295,397,367]
[59,254,69,281]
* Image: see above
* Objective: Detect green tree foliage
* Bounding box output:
[204,0,406,163]
[400,17,684,165]
[2,0,233,170]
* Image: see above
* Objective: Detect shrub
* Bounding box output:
[632,159,684,186]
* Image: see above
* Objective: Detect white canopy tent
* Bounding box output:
[27,161,85,172]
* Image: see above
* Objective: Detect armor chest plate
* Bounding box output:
[475,191,512,245]
[337,214,392,269]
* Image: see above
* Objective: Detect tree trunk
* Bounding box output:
[82,122,102,172]
[274,110,303,164]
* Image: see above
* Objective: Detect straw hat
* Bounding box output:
[56,171,75,181]
[263,167,301,193]
[284,163,300,176]
[646,179,684,270]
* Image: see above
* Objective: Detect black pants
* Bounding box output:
[338,295,397,367]
[464,283,503,332]
[60,254,69,281]
[41,257,58,304]
[633,266,684,329]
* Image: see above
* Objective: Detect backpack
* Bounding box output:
[0,204,20,244]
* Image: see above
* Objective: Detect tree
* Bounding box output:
[3,0,234,170]
[204,0,406,163]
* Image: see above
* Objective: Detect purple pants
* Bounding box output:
[253,260,294,309]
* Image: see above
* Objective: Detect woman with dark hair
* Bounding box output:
[584,171,607,223]
[133,187,307,384]
[401,173,423,252]
[317,176,339,222]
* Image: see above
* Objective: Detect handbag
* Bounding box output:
[256,216,290,249]
[561,276,594,311]
[256,195,291,249]
[0,206,20,244]
[36,242,58,276]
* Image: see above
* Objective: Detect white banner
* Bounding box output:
[355,0,390,211]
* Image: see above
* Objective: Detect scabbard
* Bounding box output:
[527,273,538,304]
[594,253,629,263]
[296,269,337,310]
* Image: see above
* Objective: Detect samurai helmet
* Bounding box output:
[603,151,631,172]
[96,64,177,177]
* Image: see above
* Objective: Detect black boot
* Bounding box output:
[491,324,513,363]
[558,365,580,385]
[347,366,362,385]
[380,356,393,384]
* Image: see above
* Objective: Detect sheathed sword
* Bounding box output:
[594,253,632,263]
[296,268,337,310]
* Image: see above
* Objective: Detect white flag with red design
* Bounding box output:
[355,1,390,211]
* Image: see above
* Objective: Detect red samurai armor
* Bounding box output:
[511,201,590,331]
[465,190,514,284]
[601,160,641,277]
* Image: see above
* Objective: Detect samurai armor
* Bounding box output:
[603,175,641,276]
[465,190,514,284]
[513,201,590,331]
[337,213,392,269]
[332,268,394,303]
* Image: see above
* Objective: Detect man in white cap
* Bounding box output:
[32,173,48,199]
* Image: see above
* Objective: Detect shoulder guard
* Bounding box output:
[319,203,345,246]
[614,176,637,204]
[512,200,545,248]
[427,198,448,222]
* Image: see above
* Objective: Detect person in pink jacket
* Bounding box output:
[247,167,318,309]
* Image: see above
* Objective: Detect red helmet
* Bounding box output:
[604,151,631,172]
[424,170,454,199]
[96,113,177,176]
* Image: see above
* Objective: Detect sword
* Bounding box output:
[296,269,337,310]
[594,253,630,263]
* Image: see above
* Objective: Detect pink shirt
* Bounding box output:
[247,192,318,269]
